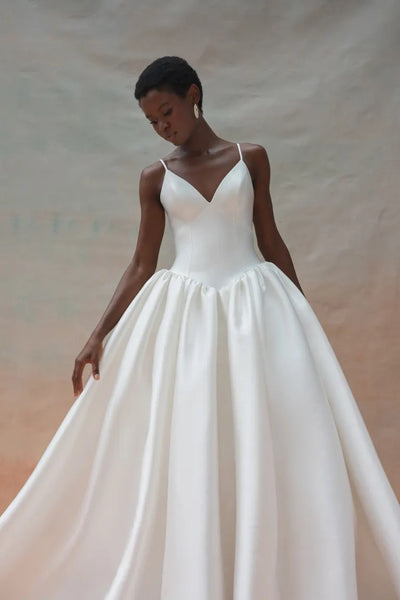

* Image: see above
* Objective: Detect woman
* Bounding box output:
[0,55,399,600]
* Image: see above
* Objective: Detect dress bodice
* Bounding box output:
[159,142,264,289]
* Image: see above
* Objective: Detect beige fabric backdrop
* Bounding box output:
[1,0,399,512]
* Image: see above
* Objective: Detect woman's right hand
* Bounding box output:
[72,335,104,398]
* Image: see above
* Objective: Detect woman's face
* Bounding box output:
[139,84,200,145]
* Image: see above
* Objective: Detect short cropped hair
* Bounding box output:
[134,56,203,113]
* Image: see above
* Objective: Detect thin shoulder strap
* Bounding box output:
[236,142,243,160]
[159,158,167,171]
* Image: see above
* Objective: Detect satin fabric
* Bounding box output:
[0,143,399,599]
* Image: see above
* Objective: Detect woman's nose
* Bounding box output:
[159,119,170,134]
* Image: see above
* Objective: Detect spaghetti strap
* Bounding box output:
[159,158,167,171]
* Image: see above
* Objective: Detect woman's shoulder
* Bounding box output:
[220,140,269,161]
[239,143,270,181]
[239,141,269,159]
[138,159,166,201]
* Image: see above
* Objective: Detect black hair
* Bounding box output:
[134,56,203,113]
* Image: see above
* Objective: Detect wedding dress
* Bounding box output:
[0,143,399,599]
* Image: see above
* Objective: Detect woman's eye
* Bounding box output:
[148,109,171,125]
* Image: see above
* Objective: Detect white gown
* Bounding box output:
[0,143,399,600]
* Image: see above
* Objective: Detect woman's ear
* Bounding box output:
[188,83,200,105]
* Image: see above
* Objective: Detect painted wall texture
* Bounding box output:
[0,0,399,511]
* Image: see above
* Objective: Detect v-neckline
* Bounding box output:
[163,157,244,205]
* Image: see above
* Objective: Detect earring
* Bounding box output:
[193,103,200,119]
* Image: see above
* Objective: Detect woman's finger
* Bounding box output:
[72,357,84,396]
[92,361,100,380]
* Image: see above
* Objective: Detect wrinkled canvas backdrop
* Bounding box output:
[0,0,399,510]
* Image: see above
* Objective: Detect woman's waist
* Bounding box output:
[169,249,263,289]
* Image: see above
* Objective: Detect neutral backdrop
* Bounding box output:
[0,0,399,512]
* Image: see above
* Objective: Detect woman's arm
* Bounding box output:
[71,161,166,397]
[250,144,305,296]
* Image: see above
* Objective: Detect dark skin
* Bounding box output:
[72,83,304,397]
